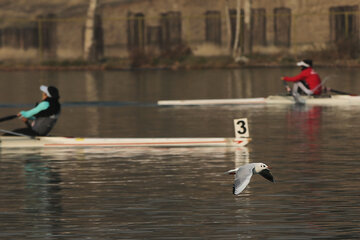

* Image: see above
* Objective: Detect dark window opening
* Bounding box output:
[160,11,182,50]
[127,12,145,50]
[251,8,266,46]
[274,7,291,47]
[205,11,221,45]
[330,5,358,42]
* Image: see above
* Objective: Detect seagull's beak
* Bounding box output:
[259,169,274,182]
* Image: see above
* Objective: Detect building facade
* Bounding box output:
[0,0,359,61]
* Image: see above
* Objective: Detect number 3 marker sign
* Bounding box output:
[234,118,249,138]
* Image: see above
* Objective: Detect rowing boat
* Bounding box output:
[158,94,360,106]
[0,118,250,148]
[0,136,249,148]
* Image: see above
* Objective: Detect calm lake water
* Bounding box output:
[0,68,360,239]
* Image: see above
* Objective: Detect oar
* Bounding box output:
[0,115,18,123]
[327,88,358,96]
[0,129,31,137]
[0,128,37,139]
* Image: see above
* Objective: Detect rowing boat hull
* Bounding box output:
[158,95,360,106]
[158,98,266,105]
[267,95,360,105]
[0,136,250,148]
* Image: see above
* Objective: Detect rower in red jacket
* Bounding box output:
[281,59,322,96]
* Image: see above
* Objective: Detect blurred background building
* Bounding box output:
[0,0,358,62]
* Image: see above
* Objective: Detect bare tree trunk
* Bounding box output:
[83,0,98,61]
[224,0,232,53]
[232,0,241,58]
[243,0,252,55]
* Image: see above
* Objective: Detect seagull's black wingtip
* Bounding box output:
[259,169,274,182]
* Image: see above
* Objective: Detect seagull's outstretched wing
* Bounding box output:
[233,164,254,195]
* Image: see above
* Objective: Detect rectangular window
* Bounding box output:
[39,14,57,56]
[127,12,145,50]
[205,11,221,45]
[160,11,182,50]
[22,27,38,50]
[1,26,38,50]
[274,7,291,47]
[2,28,20,48]
[330,6,358,42]
[251,8,266,46]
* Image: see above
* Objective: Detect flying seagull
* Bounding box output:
[227,163,274,195]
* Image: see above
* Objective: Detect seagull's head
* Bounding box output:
[254,163,269,173]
